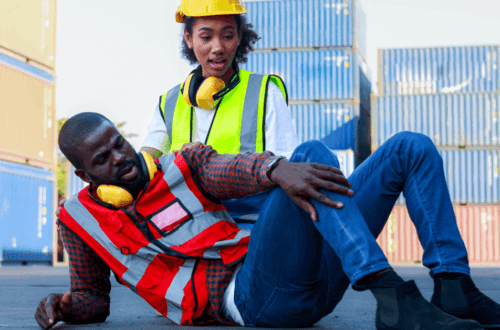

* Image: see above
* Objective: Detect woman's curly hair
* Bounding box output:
[181,15,260,65]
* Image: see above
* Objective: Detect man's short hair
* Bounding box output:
[59,112,113,169]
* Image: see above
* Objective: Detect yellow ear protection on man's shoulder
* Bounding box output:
[96,152,158,208]
[183,72,226,110]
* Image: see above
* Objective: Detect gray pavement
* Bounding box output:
[1,265,500,329]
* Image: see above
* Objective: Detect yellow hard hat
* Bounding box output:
[175,0,247,23]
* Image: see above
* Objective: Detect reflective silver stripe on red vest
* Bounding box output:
[62,154,250,325]
[64,197,162,289]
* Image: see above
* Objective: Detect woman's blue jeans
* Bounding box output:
[234,132,470,327]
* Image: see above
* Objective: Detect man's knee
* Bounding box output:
[390,132,438,154]
[290,141,340,168]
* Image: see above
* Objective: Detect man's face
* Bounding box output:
[75,123,145,193]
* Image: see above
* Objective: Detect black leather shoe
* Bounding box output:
[431,275,500,329]
[374,280,482,330]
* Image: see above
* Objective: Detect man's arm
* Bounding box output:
[181,144,353,221]
[35,222,111,329]
[182,144,278,200]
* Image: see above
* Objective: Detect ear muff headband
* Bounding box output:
[183,73,195,107]
[96,152,158,208]
[189,73,206,107]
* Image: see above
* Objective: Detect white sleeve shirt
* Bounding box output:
[141,82,299,158]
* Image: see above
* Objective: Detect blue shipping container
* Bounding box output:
[242,48,371,102]
[66,164,87,197]
[331,149,355,178]
[378,46,500,96]
[292,102,356,143]
[0,160,54,263]
[396,149,500,205]
[375,93,500,148]
[245,0,367,59]
[292,102,371,166]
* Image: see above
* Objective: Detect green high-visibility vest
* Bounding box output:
[159,69,288,155]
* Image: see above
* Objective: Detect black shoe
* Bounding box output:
[431,275,500,329]
[374,280,482,330]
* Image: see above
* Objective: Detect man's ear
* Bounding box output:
[184,29,193,49]
[75,169,91,184]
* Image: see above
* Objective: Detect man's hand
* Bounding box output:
[269,159,354,222]
[34,291,73,329]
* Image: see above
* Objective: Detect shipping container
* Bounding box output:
[66,163,87,198]
[393,149,500,206]
[377,205,500,264]
[378,46,500,96]
[331,149,355,177]
[0,55,56,169]
[0,160,54,264]
[245,0,367,59]
[375,93,500,149]
[242,48,371,102]
[0,0,57,69]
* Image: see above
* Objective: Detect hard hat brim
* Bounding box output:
[175,7,247,23]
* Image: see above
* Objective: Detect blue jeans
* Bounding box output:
[234,132,470,328]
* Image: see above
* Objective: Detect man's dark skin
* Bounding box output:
[35,120,354,329]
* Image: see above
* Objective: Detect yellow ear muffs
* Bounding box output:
[196,76,225,110]
[96,185,133,208]
[139,151,158,181]
[96,152,158,208]
[183,73,225,110]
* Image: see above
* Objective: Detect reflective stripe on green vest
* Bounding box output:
[159,69,288,155]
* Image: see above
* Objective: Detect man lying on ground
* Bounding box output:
[35,112,500,330]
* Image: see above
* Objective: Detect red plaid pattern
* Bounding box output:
[203,259,238,325]
[58,223,111,323]
[59,147,279,323]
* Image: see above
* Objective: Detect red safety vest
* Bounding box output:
[59,154,250,325]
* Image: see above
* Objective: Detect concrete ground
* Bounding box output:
[1,265,500,330]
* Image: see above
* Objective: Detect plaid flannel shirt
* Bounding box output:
[59,145,278,324]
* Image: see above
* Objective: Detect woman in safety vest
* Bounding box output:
[140,0,298,160]
[139,0,299,224]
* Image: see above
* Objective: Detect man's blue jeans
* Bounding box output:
[234,132,470,327]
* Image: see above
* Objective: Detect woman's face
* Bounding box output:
[184,15,241,83]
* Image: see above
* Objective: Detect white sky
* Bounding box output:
[55,0,500,150]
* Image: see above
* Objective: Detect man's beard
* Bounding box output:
[90,153,147,198]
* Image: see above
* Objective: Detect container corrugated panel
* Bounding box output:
[242,48,368,101]
[0,59,56,169]
[377,205,500,264]
[291,102,356,143]
[375,93,500,148]
[394,149,500,205]
[0,160,54,263]
[66,164,87,197]
[0,0,57,69]
[378,46,500,96]
[245,0,367,58]
[331,149,355,177]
